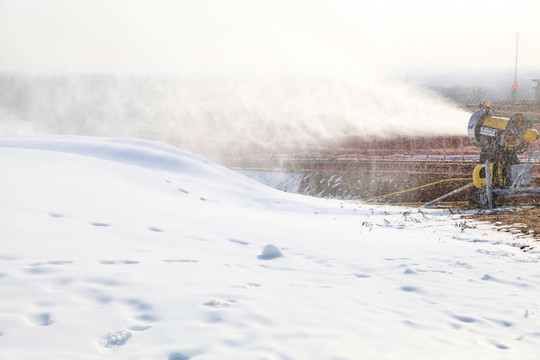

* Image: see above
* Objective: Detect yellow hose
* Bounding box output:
[365,178,472,202]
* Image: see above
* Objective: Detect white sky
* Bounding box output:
[0,0,538,76]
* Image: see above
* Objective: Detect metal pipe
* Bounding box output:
[485,161,493,208]
[421,183,474,208]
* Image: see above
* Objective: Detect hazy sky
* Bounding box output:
[0,0,538,76]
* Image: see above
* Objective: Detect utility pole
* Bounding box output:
[511,32,519,102]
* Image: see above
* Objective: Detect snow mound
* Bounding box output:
[0,135,298,208]
[0,135,249,180]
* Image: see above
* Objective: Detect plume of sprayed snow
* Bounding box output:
[0,73,469,156]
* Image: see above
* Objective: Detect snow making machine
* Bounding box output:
[467,103,540,207]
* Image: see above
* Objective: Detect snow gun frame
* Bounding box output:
[467,102,540,208]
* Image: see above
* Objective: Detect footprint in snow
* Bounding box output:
[204,298,237,308]
[129,325,152,331]
[353,273,371,279]
[233,282,261,289]
[124,298,152,311]
[99,260,139,265]
[123,298,159,322]
[177,188,189,194]
[449,261,472,269]
[400,285,422,293]
[228,238,249,246]
[492,341,510,350]
[29,312,53,326]
[488,318,513,327]
[169,353,191,360]
[87,277,122,287]
[93,293,113,304]
[453,314,478,323]
[403,320,424,328]
[47,260,73,265]
[384,257,411,262]
[138,314,159,322]
[91,222,111,227]
[147,226,164,232]
[24,265,54,275]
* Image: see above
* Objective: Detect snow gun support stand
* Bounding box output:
[467,102,540,208]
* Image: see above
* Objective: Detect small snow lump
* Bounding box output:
[99,329,132,348]
[258,244,284,260]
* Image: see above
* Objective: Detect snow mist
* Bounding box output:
[0,73,469,157]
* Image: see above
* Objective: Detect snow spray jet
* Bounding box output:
[0,73,470,157]
[0,74,151,138]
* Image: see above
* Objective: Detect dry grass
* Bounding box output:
[462,206,540,240]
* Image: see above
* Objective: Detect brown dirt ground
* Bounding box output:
[461,206,540,241]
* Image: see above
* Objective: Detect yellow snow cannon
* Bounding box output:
[468,103,538,152]
[467,102,540,207]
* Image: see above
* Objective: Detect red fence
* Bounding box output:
[266,126,540,164]
[303,136,479,162]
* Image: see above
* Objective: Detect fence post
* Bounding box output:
[443,135,446,162]
[460,137,464,164]
[395,137,398,162]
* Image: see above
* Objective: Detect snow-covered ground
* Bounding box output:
[1,136,539,360]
